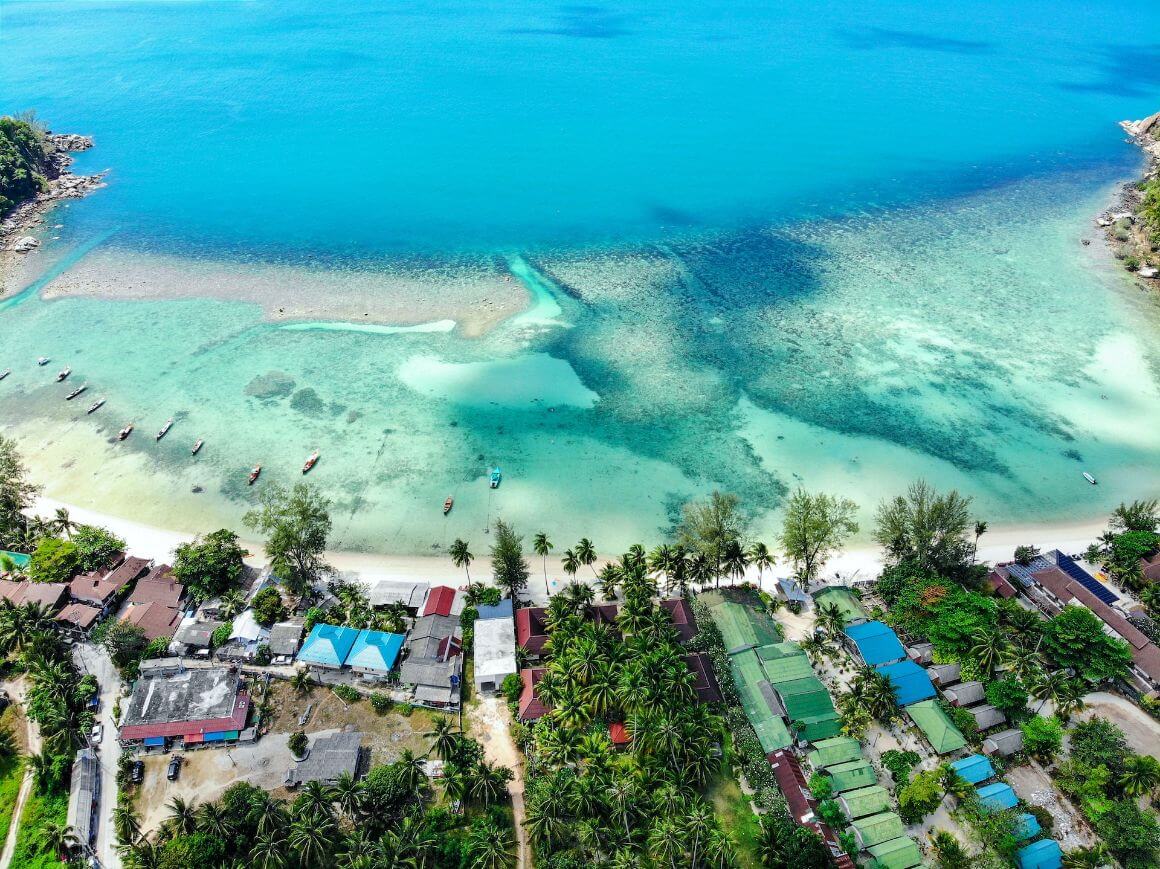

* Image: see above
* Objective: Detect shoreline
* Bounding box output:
[1101,112,1160,281]
[29,494,1106,603]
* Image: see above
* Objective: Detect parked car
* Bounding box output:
[90,723,103,744]
[130,760,144,784]
[166,755,183,781]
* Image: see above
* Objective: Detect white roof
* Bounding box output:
[367,579,430,608]
[229,609,266,642]
[474,617,517,679]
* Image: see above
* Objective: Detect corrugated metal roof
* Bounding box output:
[875,659,935,705]
[949,754,995,785]
[297,624,360,667]
[1016,839,1062,869]
[905,700,967,754]
[844,621,906,666]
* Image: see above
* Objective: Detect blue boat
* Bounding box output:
[489,467,502,488]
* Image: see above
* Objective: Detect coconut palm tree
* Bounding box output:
[450,538,474,593]
[256,796,288,837]
[121,839,163,869]
[817,602,847,638]
[427,715,460,758]
[53,507,75,539]
[748,542,774,591]
[290,667,314,694]
[533,532,552,597]
[1119,754,1160,798]
[722,538,749,587]
[218,588,247,620]
[575,538,597,577]
[287,811,337,868]
[165,796,197,837]
[395,749,426,794]
[329,770,364,820]
[37,821,78,859]
[561,548,579,583]
[197,801,232,839]
[972,520,988,563]
[524,794,567,851]
[1054,678,1088,721]
[597,563,620,602]
[250,831,289,869]
[971,629,1011,680]
[113,802,142,846]
[470,760,512,807]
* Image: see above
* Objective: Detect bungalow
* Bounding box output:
[173,620,221,655]
[129,564,183,608]
[70,556,149,613]
[297,624,361,669]
[55,603,102,640]
[121,564,185,642]
[346,629,405,680]
[906,642,934,665]
[812,585,868,626]
[965,704,1007,732]
[517,668,550,721]
[864,837,924,869]
[421,585,464,618]
[975,782,1019,813]
[928,663,961,687]
[268,620,305,663]
[683,653,722,703]
[982,727,1024,757]
[475,599,514,621]
[806,737,863,771]
[287,731,362,787]
[474,617,517,693]
[875,660,935,705]
[825,759,878,793]
[905,700,967,755]
[943,680,986,707]
[0,580,69,612]
[775,578,812,607]
[1016,839,1063,869]
[608,722,630,748]
[515,606,550,657]
[122,601,182,643]
[660,598,699,644]
[948,754,996,785]
[850,811,906,849]
[366,579,429,613]
[839,785,892,820]
[844,621,906,667]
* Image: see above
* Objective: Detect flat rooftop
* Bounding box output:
[123,667,240,728]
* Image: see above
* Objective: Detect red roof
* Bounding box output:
[56,603,101,630]
[70,556,149,606]
[123,601,182,641]
[517,668,550,720]
[119,690,250,741]
[128,567,184,609]
[422,585,457,617]
[767,750,855,868]
[515,607,549,656]
[609,722,630,745]
[987,570,1018,599]
[662,598,699,643]
[683,653,722,703]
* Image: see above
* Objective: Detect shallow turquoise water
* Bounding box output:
[2,1,1160,552]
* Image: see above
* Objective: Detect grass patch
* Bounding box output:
[707,735,763,866]
[11,788,69,869]
[0,754,23,851]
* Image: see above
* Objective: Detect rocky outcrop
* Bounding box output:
[1100,114,1160,280]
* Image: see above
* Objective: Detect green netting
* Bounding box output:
[807,737,862,769]
[853,813,908,848]
[866,837,924,869]
[827,760,878,793]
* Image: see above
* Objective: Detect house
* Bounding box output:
[965,704,1007,731]
[812,585,868,626]
[399,614,463,708]
[55,603,102,639]
[0,580,69,611]
[875,660,935,705]
[948,754,996,785]
[66,748,100,847]
[775,578,812,607]
[943,680,986,707]
[975,782,1019,813]
[825,759,878,793]
[683,653,722,703]
[864,837,924,869]
[807,737,863,771]
[608,722,630,747]
[474,617,517,692]
[122,601,182,643]
[905,700,967,755]
[69,556,149,613]
[128,565,183,609]
[1016,839,1063,869]
[850,811,907,849]
[1139,552,1160,584]
[839,785,892,820]
[214,610,268,662]
[345,629,405,679]
[119,667,250,749]
[475,599,514,621]
[1014,812,1042,841]
[421,585,464,618]
[844,621,906,667]
[407,614,463,659]
[517,668,550,720]
[287,731,363,787]
[366,579,429,612]
[982,727,1024,757]
[297,624,361,669]
[928,663,961,687]
[515,606,550,657]
[992,549,1160,695]
[173,620,221,654]
[906,643,934,665]
[660,598,699,643]
[268,620,305,663]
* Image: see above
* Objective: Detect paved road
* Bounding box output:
[74,644,123,869]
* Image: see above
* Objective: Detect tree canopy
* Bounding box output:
[243,482,331,596]
[0,435,39,549]
[0,115,49,216]
[874,479,977,581]
[490,520,529,600]
[172,529,247,603]
[779,488,859,584]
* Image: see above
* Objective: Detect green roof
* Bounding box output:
[812,586,867,625]
[760,652,817,684]
[866,836,924,869]
[906,699,967,754]
[777,676,838,723]
[756,641,805,662]
[798,712,843,741]
[730,649,792,752]
[826,760,878,793]
[711,602,781,651]
[840,785,893,819]
[852,812,907,848]
[808,737,864,769]
[751,715,793,753]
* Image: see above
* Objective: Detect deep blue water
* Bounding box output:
[3,0,1159,255]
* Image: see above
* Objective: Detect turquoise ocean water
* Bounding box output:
[2,1,1160,552]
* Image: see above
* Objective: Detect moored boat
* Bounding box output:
[118,423,134,441]
[303,451,320,474]
[56,367,71,382]
[191,439,203,455]
[37,357,49,366]
[0,369,9,381]
[65,384,87,400]
[87,397,105,414]
[1083,471,1097,485]
[489,467,502,488]
[156,418,174,441]
[248,465,261,485]
[443,496,454,514]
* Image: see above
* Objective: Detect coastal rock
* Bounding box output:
[1140,266,1159,279]
[12,236,39,253]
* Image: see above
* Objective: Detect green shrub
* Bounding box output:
[211,622,233,648]
[808,772,833,800]
[288,730,308,757]
[333,684,361,703]
[1125,255,1141,272]
[501,672,523,704]
[399,703,414,717]
[370,692,392,714]
[27,537,79,584]
[881,748,920,783]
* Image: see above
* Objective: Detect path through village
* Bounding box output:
[469,694,528,868]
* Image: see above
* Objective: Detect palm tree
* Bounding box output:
[1029,668,1069,713]
[121,839,162,869]
[26,751,58,793]
[287,811,337,868]
[0,553,20,578]
[250,831,289,869]
[37,821,78,859]
[450,538,474,592]
[1119,754,1160,798]
[562,549,579,582]
[197,801,232,839]
[722,538,748,587]
[748,542,774,591]
[470,760,512,807]
[329,770,364,820]
[166,796,197,836]
[597,564,620,602]
[972,520,988,562]
[53,507,75,539]
[575,538,597,577]
[113,802,142,846]
[1062,844,1111,869]
[427,716,460,758]
[817,602,847,638]
[1054,678,1088,721]
[533,532,552,597]
[219,588,247,620]
[971,629,1011,679]
[291,667,314,694]
[395,748,426,794]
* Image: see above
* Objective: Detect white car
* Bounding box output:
[90,723,103,744]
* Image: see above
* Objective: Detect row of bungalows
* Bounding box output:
[924,659,1024,757]
[990,549,1160,698]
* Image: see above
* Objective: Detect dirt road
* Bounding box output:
[469,694,528,868]
[1072,692,1160,760]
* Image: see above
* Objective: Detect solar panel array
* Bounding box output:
[1057,552,1119,604]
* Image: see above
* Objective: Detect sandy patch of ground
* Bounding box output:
[1071,692,1160,760]
[469,694,527,868]
[1004,763,1096,850]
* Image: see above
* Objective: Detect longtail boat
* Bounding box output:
[87,398,105,414]
[191,439,203,455]
[65,384,87,400]
[37,357,49,366]
[302,451,320,474]
[156,418,174,441]
[118,423,134,441]
[443,496,453,515]
[248,465,261,485]
[56,367,71,382]
[0,369,9,381]
[489,467,502,489]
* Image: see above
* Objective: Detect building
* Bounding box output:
[0,580,69,611]
[1016,839,1063,869]
[844,621,906,667]
[173,620,221,654]
[69,555,149,613]
[119,667,250,749]
[839,785,892,819]
[55,602,102,639]
[767,749,856,869]
[297,624,361,669]
[906,642,934,665]
[806,737,862,771]
[683,653,722,703]
[948,754,996,785]
[965,704,1007,732]
[991,549,1160,696]
[875,660,935,705]
[864,836,924,869]
[215,610,267,662]
[268,620,305,663]
[475,599,514,621]
[399,614,463,707]
[517,668,550,720]
[287,731,363,786]
[367,579,429,612]
[474,617,517,692]
[943,680,985,707]
[851,811,906,849]
[515,606,550,657]
[122,601,182,643]
[128,564,183,608]
[927,663,961,687]
[345,629,405,679]
[825,759,878,793]
[812,585,868,626]
[421,585,464,618]
[976,782,1019,813]
[982,727,1024,757]
[66,747,99,848]
[659,598,699,643]
[905,700,967,754]
[776,578,812,607]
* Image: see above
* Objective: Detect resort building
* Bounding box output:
[66,748,100,849]
[475,599,513,621]
[515,606,550,657]
[824,759,879,794]
[55,603,102,640]
[904,700,967,754]
[964,704,1007,732]
[345,629,405,680]
[1016,839,1063,869]
[122,600,182,643]
[421,585,464,618]
[287,731,363,787]
[398,614,463,708]
[906,642,934,665]
[766,749,856,869]
[268,620,305,663]
[366,579,429,613]
[864,836,924,869]
[683,653,722,703]
[806,737,862,771]
[0,579,69,611]
[297,624,361,669]
[474,616,517,693]
[943,680,985,707]
[517,668,550,721]
[982,727,1024,757]
[659,598,699,643]
[948,754,996,785]
[875,660,935,705]
[839,785,892,820]
[850,811,907,850]
[928,663,961,687]
[811,585,868,626]
[775,578,812,608]
[69,555,149,614]
[119,666,250,749]
[990,549,1160,696]
[976,782,1019,813]
[843,621,906,667]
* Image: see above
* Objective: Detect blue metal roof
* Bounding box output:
[844,621,906,666]
[875,659,936,705]
[297,623,360,667]
[476,599,514,621]
[1017,839,1062,869]
[1014,812,1041,841]
[976,782,1018,813]
[949,754,996,785]
[345,629,405,672]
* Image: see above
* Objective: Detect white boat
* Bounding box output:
[0,369,9,381]
[489,467,502,489]
[56,367,71,382]
[303,451,320,474]
[191,439,203,455]
[37,357,49,366]
[156,418,174,441]
[1083,472,1097,485]
[87,398,105,414]
[65,383,87,400]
